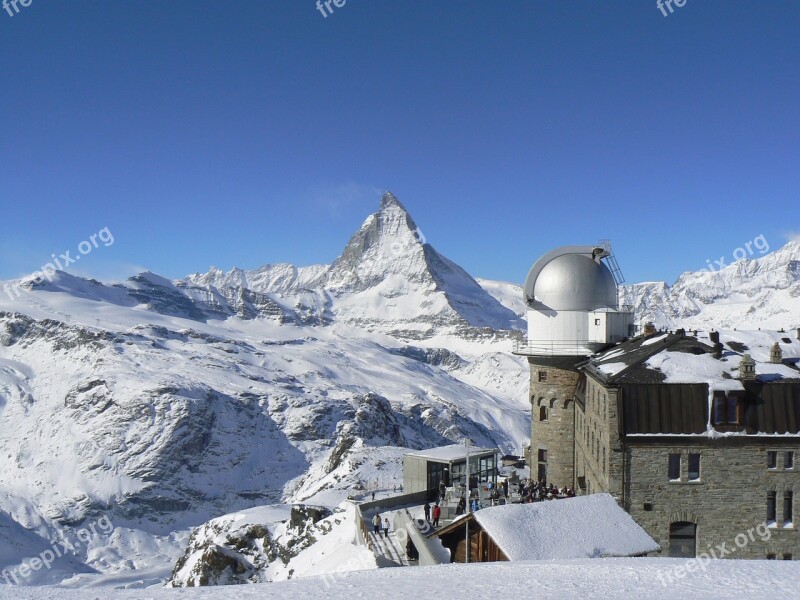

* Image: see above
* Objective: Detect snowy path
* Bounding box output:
[368,530,409,567]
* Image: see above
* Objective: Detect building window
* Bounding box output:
[768,451,777,469]
[784,554,793,560]
[786,452,794,470]
[539,406,548,421]
[688,454,701,481]
[669,522,697,558]
[537,449,547,483]
[538,371,547,382]
[767,491,777,523]
[784,492,793,526]
[594,318,601,326]
[711,391,742,431]
[668,454,680,481]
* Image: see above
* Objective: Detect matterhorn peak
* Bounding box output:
[380,190,406,212]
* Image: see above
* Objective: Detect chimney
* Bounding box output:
[770,342,783,364]
[643,322,656,336]
[709,330,723,358]
[739,354,756,381]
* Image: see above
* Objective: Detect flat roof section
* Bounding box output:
[404,444,498,462]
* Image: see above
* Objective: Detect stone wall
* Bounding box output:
[528,359,579,487]
[575,374,623,498]
[625,441,800,559]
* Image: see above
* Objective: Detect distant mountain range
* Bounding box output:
[480,240,800,332]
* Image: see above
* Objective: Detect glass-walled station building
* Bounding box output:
[402,445,499,494]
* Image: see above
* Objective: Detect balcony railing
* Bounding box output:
[512,340,606,356]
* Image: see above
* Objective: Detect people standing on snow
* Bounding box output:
[438,480,446,503]
[371,491,375,501]
[383,517,390,538]
[432,503,441,527]
[424,502,431,522]
[373,513,381,535]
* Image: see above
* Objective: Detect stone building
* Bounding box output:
[514,245,800,560]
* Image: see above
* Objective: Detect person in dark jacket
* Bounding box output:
[424,502,431,522]
[456,495,466,515]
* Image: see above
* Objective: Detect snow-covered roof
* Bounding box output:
[405,444,497,462]
[590,329,800,386]
[470,494,659,560]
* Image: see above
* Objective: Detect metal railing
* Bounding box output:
[512,340,601,356]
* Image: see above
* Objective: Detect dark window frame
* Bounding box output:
[668,522,697,558]
[768,491,777,522]
[688,453,701,481]
[711,391,744,431]
[668,453,681,481]
[768,451,778,469]
[784,491,793,526]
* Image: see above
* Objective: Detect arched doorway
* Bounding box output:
[669,522,697,558]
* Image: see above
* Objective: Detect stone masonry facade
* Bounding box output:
[625,441,799,559]
[528,359,579,488]
[537,367,799,559]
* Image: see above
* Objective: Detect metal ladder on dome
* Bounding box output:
[597,239,625,285]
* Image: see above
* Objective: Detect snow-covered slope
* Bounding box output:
[0,192,530,587]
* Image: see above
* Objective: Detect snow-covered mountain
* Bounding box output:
[621,240,800,331]
[187,193,524,339]
[0,192,529,587]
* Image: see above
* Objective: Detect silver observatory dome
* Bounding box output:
[523,246,618,311]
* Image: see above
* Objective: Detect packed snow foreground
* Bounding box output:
[2,558,800,600]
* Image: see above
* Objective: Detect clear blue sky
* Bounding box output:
[1,1,798,285]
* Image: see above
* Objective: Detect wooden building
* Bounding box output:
[429,493,658,564]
